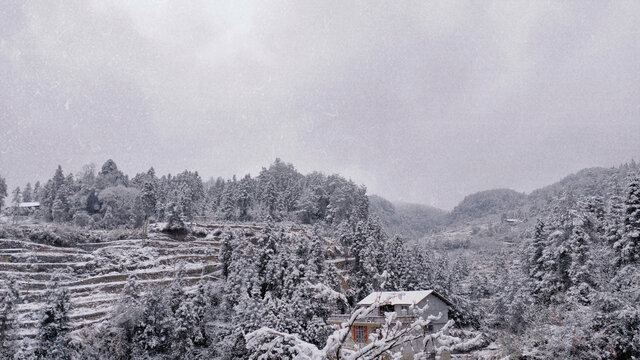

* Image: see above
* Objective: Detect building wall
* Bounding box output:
[418,295,449,331]
[336,295,450,359]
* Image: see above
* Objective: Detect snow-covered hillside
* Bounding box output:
[0,223,230,343]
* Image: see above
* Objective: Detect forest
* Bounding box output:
[0,159,638,359]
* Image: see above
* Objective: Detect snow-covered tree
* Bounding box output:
[0,278,20,359]
[33,181,41,202]
[22,182,32,203]
[164,202,187,235]
[220,230,234,279]
[245,300,475,360]
[11,186,21,215]
[616,175,640,264]
[0,176,7,210]
[34,285,73,360]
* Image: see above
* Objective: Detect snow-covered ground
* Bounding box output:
[0,223,237,342]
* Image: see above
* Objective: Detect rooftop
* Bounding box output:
[18,202,40,208]
[357,290,451,306]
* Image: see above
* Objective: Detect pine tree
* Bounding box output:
[220,180,237,220]
[528,219,547,293]
[0,176,7,210]
[172,299,197,359]
[567,218,594,304]
[52,195,66,223]
[140,180,157,236]
[34,286,73,360]
[0,278,20,359]
[96,274,143,360]
[237,174,253,220]
[190,281,211,347]
[220,230,234,279]
[616,175,640,264]
[134,289,173,357]
[11,187,21,214]
[297,187,317,224]
[33,181,41,202]
[164,202,187,235]
[22,182,33,203]
[96,159,128,189]
[263,176,279,217]
[384,235,409,291]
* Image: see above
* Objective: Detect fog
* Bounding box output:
[1,1,639,209]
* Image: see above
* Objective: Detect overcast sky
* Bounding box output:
[1,1,639,209]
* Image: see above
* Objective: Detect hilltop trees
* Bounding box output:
[11,187,21,213]
[516,174,640,358]
[95,159,128,190]
[22,183,32,203]
[9,158,370,229]
[140,180,157,235]
[40,166,72,222]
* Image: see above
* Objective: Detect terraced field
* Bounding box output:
[0,223,235,341]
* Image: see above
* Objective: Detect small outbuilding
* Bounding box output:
[17,202,40,215]
[18,202,41,210]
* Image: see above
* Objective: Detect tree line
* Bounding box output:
[0,158,369,229]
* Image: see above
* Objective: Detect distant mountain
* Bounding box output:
[446,162,639,224]
[369,162,640,239]
[449,189,527,222]
[529,166,626,205]
[368,195,448,239]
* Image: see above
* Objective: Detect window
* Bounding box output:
[354,325,367,344]
[378,304,394,315]
[400,305,409,313]
[424,323,434,333]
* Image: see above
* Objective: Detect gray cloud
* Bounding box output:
[1,1,639,209]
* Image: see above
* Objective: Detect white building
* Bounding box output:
[328,290,452,359]
[18,202,40,210]
[16,202,40,215]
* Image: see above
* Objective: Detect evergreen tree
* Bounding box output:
[220,230,234,279]
[34,286,73,360]
[190,281,211,348]
[52,195,67,223]
[33,181,41,202]
[140,180,157,236]
[140,181,157,220]
[96,159,128,190]
[11,187,21,214]
[0,176,7,210]
[616,175,640,264]
[528,219,547,294]
[567,218,594,304]
[85,189,100,214]
[220,180,237,220]
[133,289,173,357]
[0,278,20,359]
[237,174,253,220]
[384,235,409,291]
[164,202,187,235]
[22,182,32,202]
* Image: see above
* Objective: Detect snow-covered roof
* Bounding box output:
[18,202,40,208]
[357,290,452,306]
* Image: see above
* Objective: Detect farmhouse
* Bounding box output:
[328,290,452,358]
[16,201,40,215]
[18,201,40,210]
